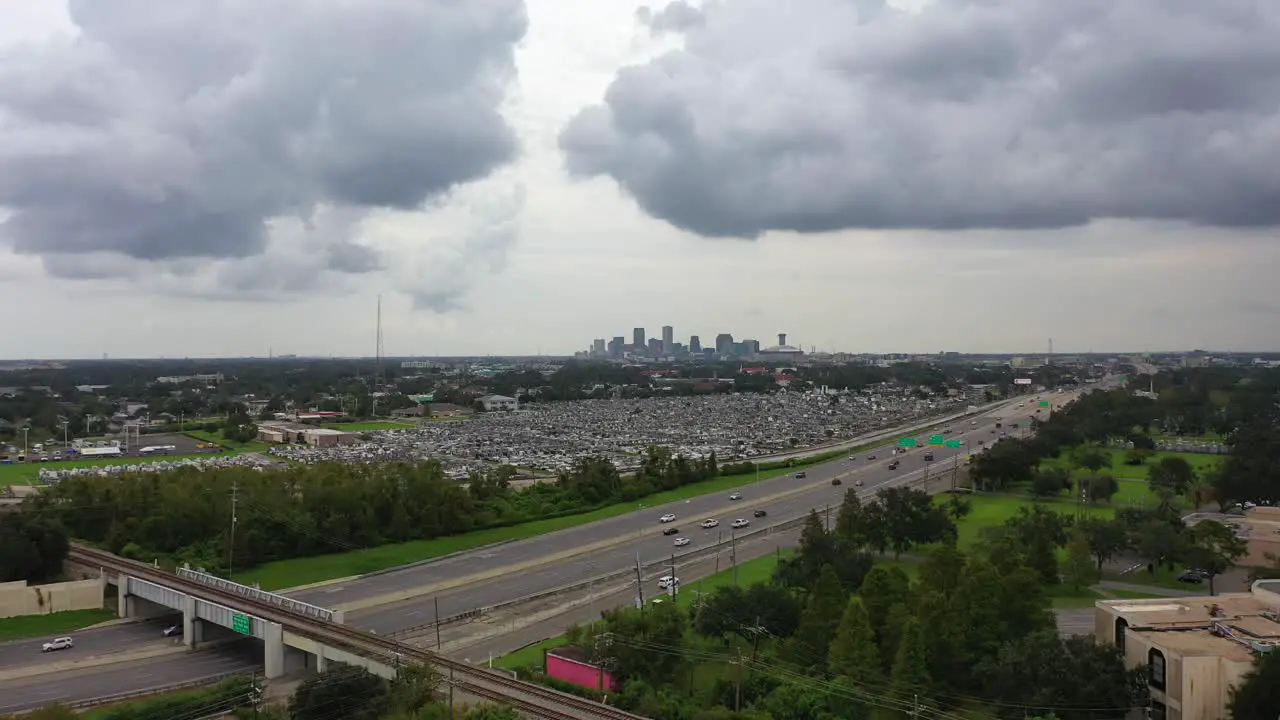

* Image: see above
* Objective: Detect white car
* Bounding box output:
[42,637,74,653]
[657,576,680,589]
[674,537,690,547]
[660,513,676,523]
[700,518,719,529]
[731,518,750,529]
[729,492,742,501]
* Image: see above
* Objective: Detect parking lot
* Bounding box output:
[267,387,967,477]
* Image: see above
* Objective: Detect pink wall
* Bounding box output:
[545,653,620,692]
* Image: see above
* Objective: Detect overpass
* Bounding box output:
[71,546,646,720]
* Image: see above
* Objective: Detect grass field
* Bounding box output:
[1041,446,1223,482]
[237,449,851,590]
[940,494,1117,550]
[322,421,418,432]
[182,430,270,454]
[0,608,116,642]
[0,453,234,487]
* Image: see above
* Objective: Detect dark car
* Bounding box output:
[1178,570,1208,584]
[923,452,934,461]
[795,471,807,479]
[662,527,680,536]
[831,478,842,486]
[753,509,768,518]
[888,461,899,470]
[162,625,182,637]
[866,455,875,461]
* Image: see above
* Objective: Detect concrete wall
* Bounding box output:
[545,652,618,692]
[0,578,104,619]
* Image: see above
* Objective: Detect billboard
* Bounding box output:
[1013,378,1032,385]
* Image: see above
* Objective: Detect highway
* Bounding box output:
[0,641,260,714]
[0,617,180,673]
[0,391,1067,710]
[341,395,1062,633]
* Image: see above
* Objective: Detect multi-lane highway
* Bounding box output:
[0,392,1067,709]
[0,618,180,673]
[0,641,260,715]
[337,396,1059,632]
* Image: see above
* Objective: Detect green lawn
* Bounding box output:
[322,421,418,432]
[0,609,116,642]
[938,495,1117,550]
[237,449,851,590]
[1042,446,1223,482]
[182,430,269,454]
[0,453,238,486]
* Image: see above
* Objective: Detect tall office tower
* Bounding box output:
[778,333,787,346]
[648,338,663,354]
[689,335,702,353]
[715,333,734,354]
[661,325,674,352]
[609,337,625,357]
[743,339,760,354]
[592,338,606,356]
[633,327,646,349]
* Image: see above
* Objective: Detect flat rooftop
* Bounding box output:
[1104,589,1280,664]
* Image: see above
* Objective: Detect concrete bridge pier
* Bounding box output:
[115,576,170,620]
[182,595,205,648]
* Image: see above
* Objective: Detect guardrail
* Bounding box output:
[179,566,340,623]
[65,671,246,710]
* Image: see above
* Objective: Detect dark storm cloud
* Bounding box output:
[0,0,526,278]
[560,0,1280,239]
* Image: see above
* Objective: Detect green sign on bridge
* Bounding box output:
[898,438,917,448]
[928,435,945,446]
[944,439,962,449]
[232,613,252,635]
[1039,400,1050,408]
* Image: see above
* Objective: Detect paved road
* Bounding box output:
[0,615,179,672]
[343,396,1062,633]
[0,641,260,714]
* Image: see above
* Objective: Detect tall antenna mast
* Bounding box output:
[373,294,385,417]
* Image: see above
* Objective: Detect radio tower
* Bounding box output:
[373,295,385,417]
[1047,338,1054,363]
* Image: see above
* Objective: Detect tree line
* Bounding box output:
[520,491,1144,720]
[19,448,719,575]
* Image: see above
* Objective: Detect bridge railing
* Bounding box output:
[178,566,339,623]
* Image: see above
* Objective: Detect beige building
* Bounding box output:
[1095,580,1280,720]
[258,421,357,447]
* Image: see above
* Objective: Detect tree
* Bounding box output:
[788,566,846,671]
[386,662,440,715]
[1228,646,1280,719]
[874,487,956,558]
[981,630,1146,720]
[1063,527,1099,589]
[1029,467,1071,499]
[776,511,834,589]
[1082,518,1129,571]
[827,596,881,683]
[1148,456,1195,511]
[287,666,387,720]
[1073,448,1107,473]
[1001,505,1072,586]
[462,705,523,720]
[1132,519,1186,575]
[1082,474,1119,504]
[0,513,69,583]
[1186,519,1248,595]
[888,617,931,713]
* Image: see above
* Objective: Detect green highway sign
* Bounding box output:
[898,438,917,448]
[928,435,945,446]
[945,439,962,449]
[232,613,252,635]
[1039,400,1050,407]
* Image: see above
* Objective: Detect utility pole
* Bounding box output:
[734,648,744,712]
[634,553,645,614]
[824,504,831,531]
[434,596,442,650]
[912,693,919,718]
[731,530,738,586]
[669,552,678,600]
[228,482,238,580]
[714,531,723,574]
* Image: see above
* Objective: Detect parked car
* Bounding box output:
[663,527,680,536]
[1178,570,1208,584]
[42,637,74,653]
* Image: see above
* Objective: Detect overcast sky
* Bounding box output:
[2,0,1279,360]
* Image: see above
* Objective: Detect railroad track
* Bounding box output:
[69,546,643,720]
